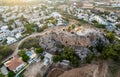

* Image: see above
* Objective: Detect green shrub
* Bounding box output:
[53,47,80,67]
[18,50,29,62]
[19,38,39,49]
[8,71,15,77]
[35,47,44,54]
[0,45,13,62]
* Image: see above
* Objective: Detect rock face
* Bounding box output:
[58,62,108,77]
[37,27,109,59]
[50,27,109,59]
[37,27,108,51]
[51,32,91,47]
[51,27,108,47]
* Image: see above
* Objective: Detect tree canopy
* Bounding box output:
[35,47,44,54]
[18,50,29,62]
[0,45,13,62]
[8,71,15,77]
[53,46,80,67]
[106,32,115,43]
[19,38,39,49]
[101,44,120,60]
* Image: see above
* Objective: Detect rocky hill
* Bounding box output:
[37,26,109,60]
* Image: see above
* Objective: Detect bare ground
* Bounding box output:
[24,62,46,77]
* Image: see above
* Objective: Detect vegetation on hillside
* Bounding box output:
[106,32,115,43]
[35,47,44,54]
[67,24,75,32]
[53,46,80,67]
[92,20,106,28]
[19,38,39,49]
[115,24,120,28]
[0,73,5,77]
[0,45,13,62]
[101,44,120,60]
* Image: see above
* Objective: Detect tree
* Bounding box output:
[0,45,13,62]
[86,52,94,63]
[0,73,4,77]
[71,57,80,67]
[92,20,105,28]
[35,47,44,54]
[106,32,115,43]
[40,55,44,60]
[19,38,39,49]
[8,71,15,77]
[24,23,34,34]
[49,17,57,25]
[56,43,65,48]
[53,55,63,63]
[53,46,80,67]
[77,22,81,26]
[9,19,14,25]
[101,44,120,60]
[8,26,13,31]
[67,24,75,32]
[18,50,29,62]
[0,15,3,21]
[95,39,105,53]
[115,24,120,28]
[104,11,110,15]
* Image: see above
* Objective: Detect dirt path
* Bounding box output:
[2,26,61,62]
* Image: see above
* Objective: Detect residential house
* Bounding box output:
[115,29,120,36]
[6,37,17,45]
[0,33,7,41]
[1,66,9,75]
[1,26,8,31]
[26,50,37,64]
[77,13,89,21]
[43,52,53,66]
[51,12,62,19]
[89,14,108,25]
[15,33,22,39]
[4,56,26,73]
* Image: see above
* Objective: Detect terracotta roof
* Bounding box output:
[4,56,25,71]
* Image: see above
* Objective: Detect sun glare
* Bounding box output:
[1,0,36,5]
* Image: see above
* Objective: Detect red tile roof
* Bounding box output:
[5,56,25,71]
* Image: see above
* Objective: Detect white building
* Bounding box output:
[1,66,9,75]
[0,33,7,41]
[6,37,17,45]
[90,14,108,25]
[43,52,53,66]
[15,33,22,39]
[51,12,62,19]
[1,26,8,31]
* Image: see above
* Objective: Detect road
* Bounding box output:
[2,26,64,63]
[2,31,50,63]
[115,36,120,40]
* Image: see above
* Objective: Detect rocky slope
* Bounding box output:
[37,26,109,60]
[46,61,108,77]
